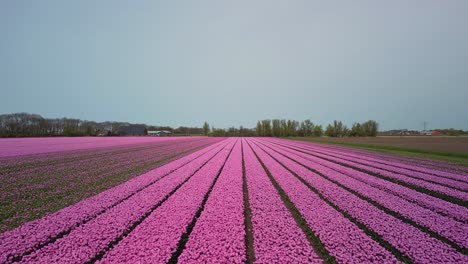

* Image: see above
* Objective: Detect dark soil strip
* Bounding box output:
[246,140,336,264]
[167,139,237,264]
[276,141,468,189]
[241,140,256,264]
[250,140,413,263]
[256,140,468,256]
[266,140,468,208]
[9,141,228,263]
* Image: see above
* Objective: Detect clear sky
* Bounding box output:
[1,1,467,130]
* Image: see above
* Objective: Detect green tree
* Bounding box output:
[325,124,334,137]
[280,120,288,137]
[211,128,226,137]
[256,121,263,136]
[261,119,272,137]
[350,123,364,137]
[302,119,313,137]
[203,121,210,136]
[362,120,378,137]
[313,125,323,137]
[272,119,281,137]
[285,120,297,137]
[331,120,347,137]
[342,126,350,137]
[299,121,306,137]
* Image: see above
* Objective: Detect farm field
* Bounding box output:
[292,136,468,154]
[0,137,223,232]
[0,137,201,157]
[292,136,468,167]
[1,137,468,263]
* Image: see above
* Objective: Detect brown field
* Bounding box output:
[300,136,468,154]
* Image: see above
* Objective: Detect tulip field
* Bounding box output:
[1,137,468,263]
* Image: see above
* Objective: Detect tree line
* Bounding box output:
[0,113,203,137]
[325,120,378,137]
[0,113,379,138]
[204,119,379,137]
[4,113,466,138]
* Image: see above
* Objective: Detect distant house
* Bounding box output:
[421,130,443,136]
[148,130,172,137]
[118,125,148,136]
[379,129,421,136]
[422,131,432,136]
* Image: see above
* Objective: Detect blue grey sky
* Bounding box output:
[1,1,467,130]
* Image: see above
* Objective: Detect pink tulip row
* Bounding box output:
[16,140,235,263]
[259,140,468,250]
[301,142,468,183]
[282,138,468,175]
[271,140,468,201]
[248,140,398,263]
[0,138,222,233]
[272,138,468,182]
[274,140,468,190]
[0,137,213,182]
[0,139,229,263]
[97,139,237,263]
[0,138,188,170]
[1,138,213,193]
[0,136,201,157]
[177,139,246,263]
[2,136,467,263]
[267,141,468,224]
[242,139,322,263]
[254,138,468,263]
[322,152,468,201]
[344,143,468,176]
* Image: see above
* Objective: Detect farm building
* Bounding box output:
[421,130,443,136]
[148,130,172,136]
[118,125,148,136]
